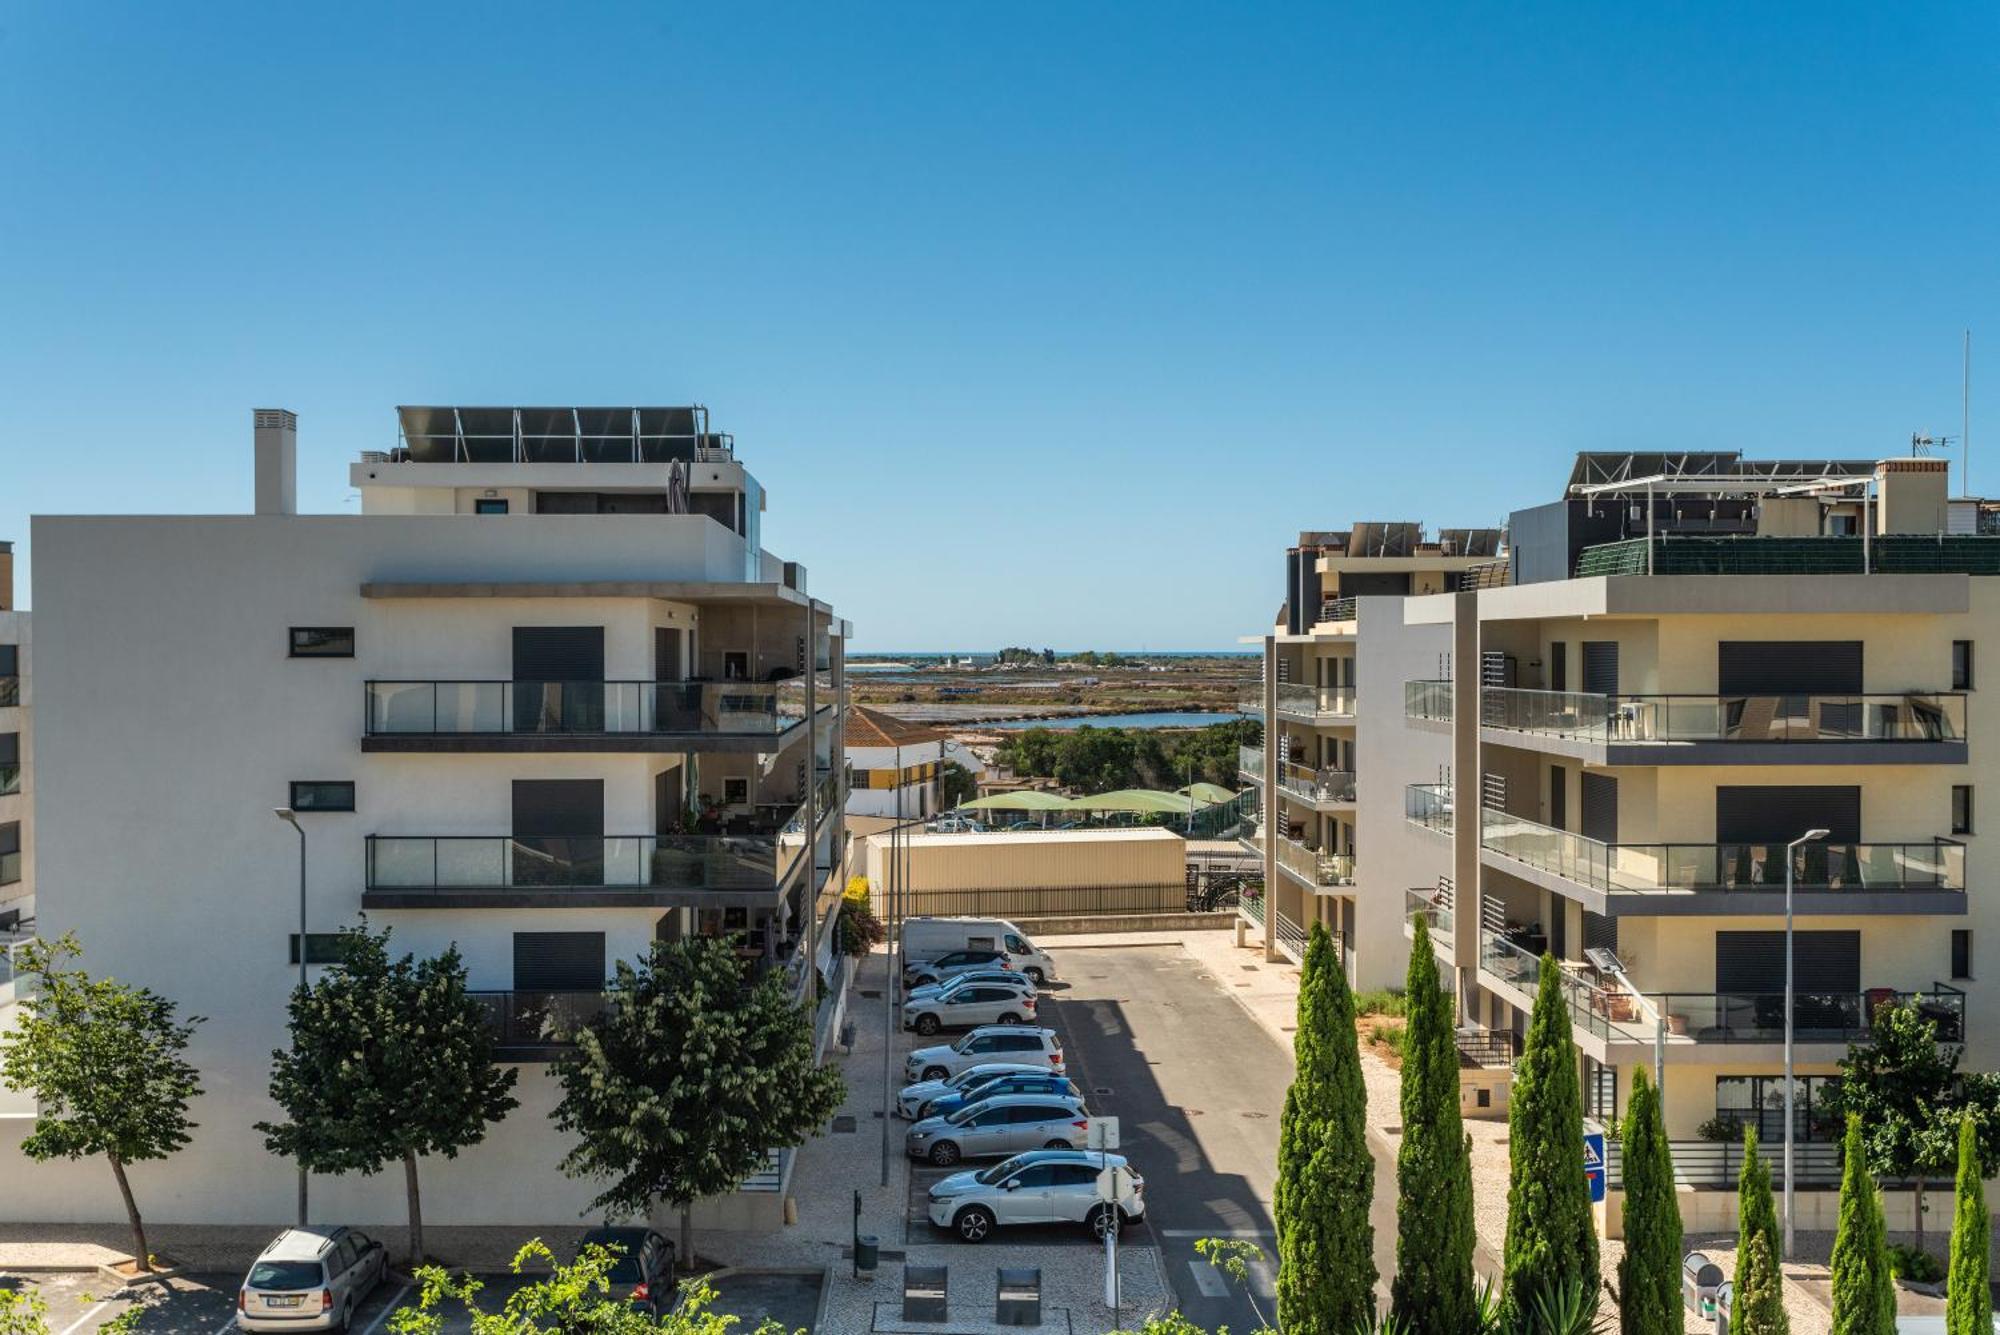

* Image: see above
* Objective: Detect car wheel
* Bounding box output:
[1042,1138,1073,1151]
[1087,1204,1120,1239]
[1025,968,1046,985]
[922,1066,950,1081]
[928,1140,962,1166]
[915,1013,940,1035]
[953,1205,995,1243]
[333,1301,352,1335]
[997,1012,1022,1025]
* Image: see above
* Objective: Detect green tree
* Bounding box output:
[1734,1232,1790,1335]
[1737,1124,1781,1272]
[388,1239,789,1335]
[0,1285,50,1335]
[1053,726,1138,792]
[1830,1113,1897,1335]
[258,924,519,1263]
[1391,914,1477,1333]
[938,760,979,808]
[1274,921,1375,1333]
[1819,1000,2000,1257]
[1947,1113,1991,1335]
[0,934,202,1272]
[1501,953,1599,1321]
[552,937,845,1268]
[1619,1068,1681,1335]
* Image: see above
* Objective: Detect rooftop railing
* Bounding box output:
[1405,679,1454,722]
[1579,534,2000,579]
[1405,783,1453,835]
[366,829,805,895]
[1480,686,1966,745]
[1318,596,1358,624]
[1479,808,1964,898]
[366,680,812,737]
[1276,763,1356,804]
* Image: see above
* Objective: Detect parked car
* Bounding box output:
[904,982,1037,1035]
[907,969,1035,1002]
[926,1149,1145,1241]
[905,1026,1065,1082]
[926,816,985,833]
[236,1226,386,1334]
[898,1062,1055,1119]
[905,1093,1091,1166]
[902,949,1010,988]
[575,1227,677,1315]
[918,1072,1080,1121]
[903,917,1057,984]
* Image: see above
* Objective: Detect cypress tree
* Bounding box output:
[1502,952,1599,1320]
[1737,1123,1780,1270]
[1275,920,1376,1334]
[1618,1068,1682,1335]
[1391,914,1477,1333]
[1830,1113,1897,1335]
[1734,1232,1791,1335]
[1946,1114,1991,1335]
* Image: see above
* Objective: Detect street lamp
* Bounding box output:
[1783,826,1830,1259]
[274,807,308,1227]
[1585,947,1663,1097]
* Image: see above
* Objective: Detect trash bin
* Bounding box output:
[1681,1251,1725,1318]
[1711,1280,1732,1335]
[903,1264,948,1323]
[853,1234,879,1280]
[996,1268,1041,1327]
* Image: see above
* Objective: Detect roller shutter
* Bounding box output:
[1580,773,1618,844]
[1715,786,1859,845]
[1715,930,1859,994]
[513,932,606,991]
[1581,642,1620,695]
[1717,642,1862,695]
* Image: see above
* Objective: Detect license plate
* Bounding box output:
[269,1297,303,1308]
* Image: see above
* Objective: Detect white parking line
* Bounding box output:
[359,1284,409,1335]
[212,1314,240,1335]
[1158,1228,1275,1237]
[1185,1260,1230,1298]
[56,1301,110,1335]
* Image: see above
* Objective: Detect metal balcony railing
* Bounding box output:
[1479,809,1965,898]
[1276,763,1356,804]
[1239,892,1266,926]
[471,990,608,1051]
[366,679,815,737]
[1318,596,1358,624]
[1404,783,1453,835]
[1405,679,1454,722]
[1479,686,1966,745]
[1272,909,1309,963]
[1453,1029,1518,1068]
[366,829,806,894]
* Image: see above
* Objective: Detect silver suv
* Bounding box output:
[898,1062,1054,1119]
[904,982,1038,1035]
[926,1149,1145,1242]
[236,1226,386,1333]
[905,1093,1090,1166]
[905,1026,1064,1082]
[908,970,1034,1002]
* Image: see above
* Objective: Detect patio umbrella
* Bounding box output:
[1176,782,1237,806]
[957,791,1076,812]
[665,460,690,514]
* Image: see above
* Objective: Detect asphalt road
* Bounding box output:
[1038,941,1399,1331]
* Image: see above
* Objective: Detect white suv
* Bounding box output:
[905,1026,1064,1082]
[926,1149,1145,1242]
[904,983,1038,1035]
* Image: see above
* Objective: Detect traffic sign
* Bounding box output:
[1087,1117,1121,1151]
[1583,1131,1606,1203]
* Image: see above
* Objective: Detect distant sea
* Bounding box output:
[848,649,1258,659]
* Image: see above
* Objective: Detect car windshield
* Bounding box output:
[582,1237,643,1281]
[944,1101,991,1126]
[248,1260,324,1290]
[975,1156,1030,1185]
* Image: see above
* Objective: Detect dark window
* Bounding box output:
[1716,930,1860,994]
[1580,773,1618,844]
[1954,786,1974,835]
[288,933,348,965]
[290,781,354,812]
[1715,786,1861,845]
[1715,1074,1841,1143]
[1952,930,1973,980]
[1581,641,1620,695]
[474,498,509,515]
[290,627,354,658]
[723,777,749,806]
[0,732,17,795]
[0,820,21,884]
[1549,642,1567,693]
[0,644,16,705]
[1954,641,1975,690]
[513,932,606,991]
[1549,765,1567,830]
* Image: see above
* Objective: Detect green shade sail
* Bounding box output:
[1068,788,1194,813]
[957,790,1077,812]
[1176,782,1238,806]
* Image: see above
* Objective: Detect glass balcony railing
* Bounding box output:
[365,680,815,737]
[1480,687,1966,745]
[1477,932,1652,1043]
[366,830,806,894]
[1405,886,1454,936]
[1275,683,1358,718]
[1277,835,1354,888]
[1405,679,1453,722]
[1238,745,1265,777]
[1480,808,1965,898]
[471,990,608,1050]
[1647,987,1966,1045]
[1277,763,1356,804]
[1405,783,1453,835]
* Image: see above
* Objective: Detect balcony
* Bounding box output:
[472,990,608,1060]
[1278,683,1357,721]
[1479,808,1966,915]
[1317,596,1358,625]
[1277,835,1354,890]
[1404,679,1453,725]
[1405,783,1453,836]
[1405,886,1455,937]
[1479,687,1966,765]
[1238,744,1264,779]
[1275,762,1356,808]
[364,826,808,909]
[363,679,824,754]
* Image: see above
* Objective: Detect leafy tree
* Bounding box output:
[387,1239,790,1335]
[1830,1113,1897,1335]
[1947,1113,1991,1335]
[835,876,884,958]
[258,924,518,1263]
[1733,1233,1789,1335]
[1391,914,1477,1333]
[1193,1238,1275,1333]
[1502,953,1599,1322]
[1819,1000,2000,1256]
[0,1286,50,1335]
[938,760,979,808]
[1618,1068,1681,1335]
[1053,726,1138,792]
[552,937,845,1268]
[1274,921,1375,1333]
[1737,1124,1781,1272]
[0,934,202,1272]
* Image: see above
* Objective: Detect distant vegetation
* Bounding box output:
[992,718,1257,792]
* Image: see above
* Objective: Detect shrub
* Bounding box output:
[1354,987,1407,1018]
[1889,1243,1945,1284]
[1697,1114,1744,1143]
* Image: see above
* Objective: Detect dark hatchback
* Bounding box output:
[576,1227,678,1314]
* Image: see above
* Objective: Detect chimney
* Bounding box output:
[254,408,298,516]
[0,541,12,611]
[1874,457,1949,536]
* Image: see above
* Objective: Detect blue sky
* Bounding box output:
[2,3,1994,649]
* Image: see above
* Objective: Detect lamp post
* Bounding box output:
[274,807,309,1227]
[1783,826,1830,1259]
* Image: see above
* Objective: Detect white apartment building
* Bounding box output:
[843,705,947,819]
[0,540,29,934]
[5,406,849,1230]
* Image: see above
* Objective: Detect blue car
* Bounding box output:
[918,1073,1081,1121]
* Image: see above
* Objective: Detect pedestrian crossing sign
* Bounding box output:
[1583,1132,1606,1203]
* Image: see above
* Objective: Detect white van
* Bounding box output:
[902,917,1056,984]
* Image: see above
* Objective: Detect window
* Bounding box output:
[1715,1074,1842,1143]
[289,933,348,965]
[1953,930,1973,980]
[474,498,509,515]
[1954,640,1974,690]
[0,644,16,705]
[290,781,355,812]
[0,732,17,796]
[0,820,18,884]
[722,777,749,806]
[290,627,354,658]
[1954,785,1974,835]
[723,652,750,681]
